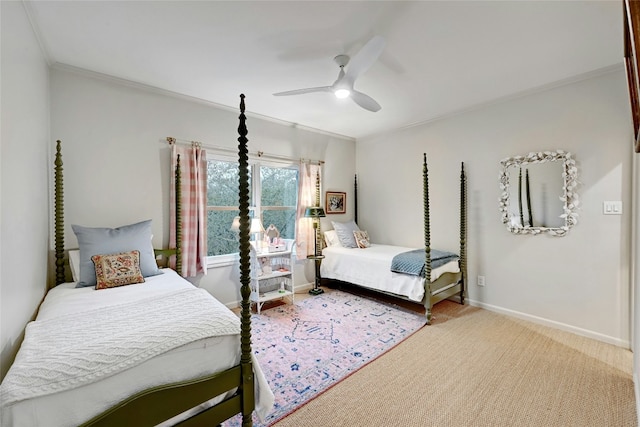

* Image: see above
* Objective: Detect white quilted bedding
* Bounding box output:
[0,269,274,427]
[321,244,460,302]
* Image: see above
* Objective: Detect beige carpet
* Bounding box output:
[271,291,637,427]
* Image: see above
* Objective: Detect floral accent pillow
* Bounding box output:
[353,230,371,248]
[92,250,145,290]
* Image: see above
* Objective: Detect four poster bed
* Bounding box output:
[320,155,467,323]
[0,96,271,426]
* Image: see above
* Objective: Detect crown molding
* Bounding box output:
[50,63,355,142]
[361,63,625,140]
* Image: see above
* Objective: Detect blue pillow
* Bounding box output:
[72,220,161,288]
[331,220,361,248]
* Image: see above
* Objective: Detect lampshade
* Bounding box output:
[304,207,326,218]
[230,216,241,232]
[250,218,265,234]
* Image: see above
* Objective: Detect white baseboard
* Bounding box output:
[467,299,631,348]
[295,282,314,292]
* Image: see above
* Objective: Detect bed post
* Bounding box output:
[237,94,255,426]
[54,140,65,286]
[354,174,358,224]
[174,155,183,275]
[422,154,433,324]
[459,162,467,305]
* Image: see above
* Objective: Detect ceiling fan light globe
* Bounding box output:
[334,89,350,99]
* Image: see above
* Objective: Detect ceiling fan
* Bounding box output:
[273,35,386,112]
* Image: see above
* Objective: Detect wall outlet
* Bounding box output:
[477,275,486,287]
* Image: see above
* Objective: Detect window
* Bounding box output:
[206,158,245,257]
[206,157,298,261]
[259,165,298,240]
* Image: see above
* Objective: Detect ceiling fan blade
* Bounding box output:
[351,90,381,112]
[273,86,333,96]
[345,35,386,82]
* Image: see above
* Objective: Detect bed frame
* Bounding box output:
[52,95,256,426]
[328,155,467,324]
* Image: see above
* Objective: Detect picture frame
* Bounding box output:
[325,191,346,214]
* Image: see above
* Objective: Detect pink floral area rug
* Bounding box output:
[224,289,427,426]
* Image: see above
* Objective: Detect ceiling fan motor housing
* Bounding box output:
[334,54,350,67]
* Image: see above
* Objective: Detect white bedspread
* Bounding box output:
[1,287,239,405]
[0,269,274,426]
[321,244,460,302]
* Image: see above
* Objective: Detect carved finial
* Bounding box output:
[238,94,248,139]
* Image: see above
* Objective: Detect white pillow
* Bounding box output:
[68,250,80,283]
[331,220,360,248]
[324,230,341,247]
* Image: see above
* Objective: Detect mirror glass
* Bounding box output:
[499,150,578,236]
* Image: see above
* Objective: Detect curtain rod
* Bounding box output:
[165,136,324,165]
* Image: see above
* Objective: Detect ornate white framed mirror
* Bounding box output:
[499,150,578,236]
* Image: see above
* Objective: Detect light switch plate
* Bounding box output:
[603,201,622,215]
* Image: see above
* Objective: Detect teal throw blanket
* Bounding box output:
[390,249,459,277]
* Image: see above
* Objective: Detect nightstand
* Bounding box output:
[250,241,294,314]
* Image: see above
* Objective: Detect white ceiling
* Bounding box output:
[25,0,624,140]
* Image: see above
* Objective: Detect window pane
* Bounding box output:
[261,167,298,207]
[262,208,297,239]
[261,166,298,241]
[207,210,240,256]
[207,160,252,206]
[207,159,247,257]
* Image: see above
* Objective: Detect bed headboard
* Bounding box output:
[53,140,183,286]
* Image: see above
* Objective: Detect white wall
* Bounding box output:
[357,69,633,346]
[49,67,356,305]
[0,2,51,380]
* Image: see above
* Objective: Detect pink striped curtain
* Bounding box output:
[295,162,321,259]
[170,143,208,277]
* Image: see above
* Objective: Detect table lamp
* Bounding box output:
[250,217,265,251]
